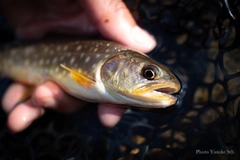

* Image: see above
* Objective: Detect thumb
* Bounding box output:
[82,0,156,53]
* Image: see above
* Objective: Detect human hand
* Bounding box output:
[0,0,156,132]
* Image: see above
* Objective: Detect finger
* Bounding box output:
[7,99,44,132]
[83,0,156,53]
[32,81,87,114]
[2,83,29,113]
[98,103,127,127]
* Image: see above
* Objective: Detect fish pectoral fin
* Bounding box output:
[60,64,95,88]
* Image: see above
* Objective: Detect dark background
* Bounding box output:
[0,0,240,159]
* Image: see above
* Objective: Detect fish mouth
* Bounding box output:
[154,86,179,94]
[133,81,181,108]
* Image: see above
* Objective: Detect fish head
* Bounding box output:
[101,50,181,108]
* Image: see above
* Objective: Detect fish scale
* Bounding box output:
[0,40,181,108]
[1,41,125,82]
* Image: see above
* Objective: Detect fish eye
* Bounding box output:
[142,65,158,80]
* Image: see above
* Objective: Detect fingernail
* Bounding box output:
[33,85,57,108]
[131,26,157,51]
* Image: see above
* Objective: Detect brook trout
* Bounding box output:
[0,40,181,108]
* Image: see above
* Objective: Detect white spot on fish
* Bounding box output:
[85,56,90,63]
[76,45,82,51]
[74,63,78,68]
[88,47,93,52]
[105,49,110,53]
[52,57,58,63]
[55,67,60,73]
[77,69,82,75]
[25,59,30,65]
[70,57,75,64]
[48,69,53,74]
[49,50,54,55]
[43,47,49,53]
[39,59,44,65]
[62,70,67,75]
[10,49,17,54]
[96,54,100,58]
[33,54,39,59]
[92,64,96,69]
[107,43,110,46]
[63,45,69,51]
[25,47,34,55]
[32,61,37,66]
[60,55,65,61]
[93,48,98,52]
[66,52,71,57]
[56,46,62,51]
[45,59,50,65]
[44,68,49,74]
[80,53,85,59]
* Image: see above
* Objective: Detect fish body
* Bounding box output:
[0,40,181,108]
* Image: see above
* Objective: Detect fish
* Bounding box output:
[0,40,181,108]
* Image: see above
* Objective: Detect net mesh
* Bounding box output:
[0,0,240,159]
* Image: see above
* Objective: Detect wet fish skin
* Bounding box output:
[0,40,181,108]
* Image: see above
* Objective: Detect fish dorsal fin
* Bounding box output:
[60,64,95,88]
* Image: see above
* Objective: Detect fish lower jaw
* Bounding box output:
[139,90,177,108]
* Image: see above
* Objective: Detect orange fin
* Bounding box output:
[60,64,95,88]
